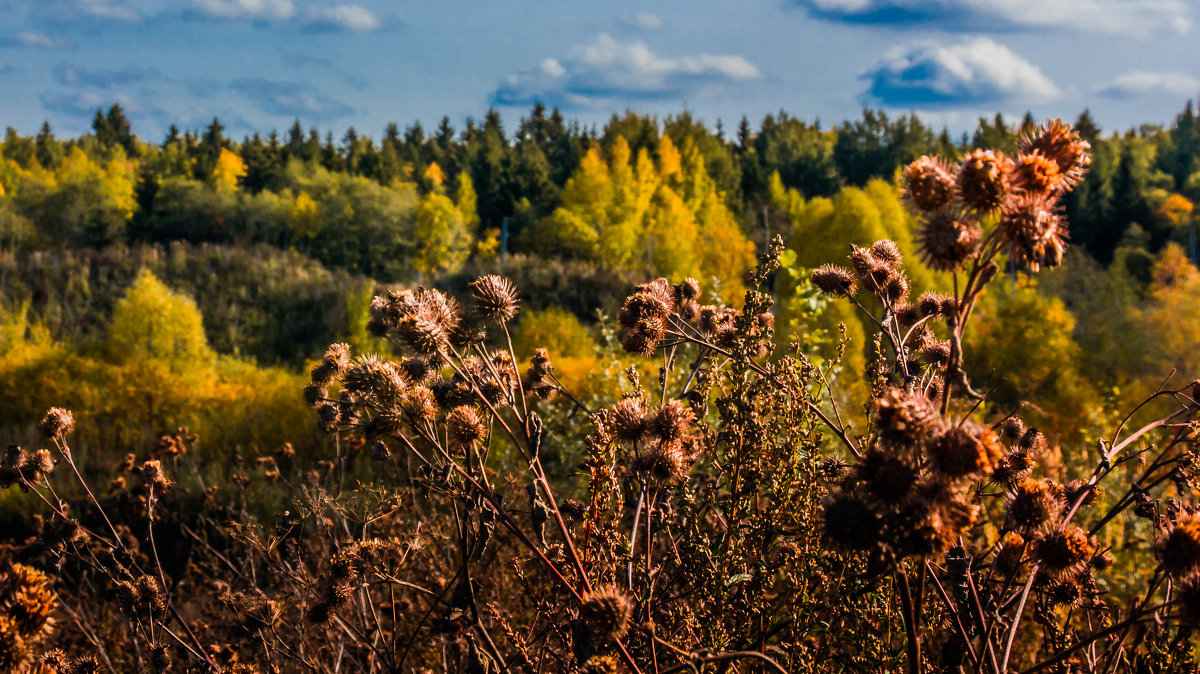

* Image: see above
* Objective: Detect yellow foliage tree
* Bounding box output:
[212,148,247,191]
[424,162,446,189]
[965,281,1098,444]
[413,192,472,278]
[109,269,214,372]
[534,136,753,302]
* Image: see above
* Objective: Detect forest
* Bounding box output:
[2,103,1200,672]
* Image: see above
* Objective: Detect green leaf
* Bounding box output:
[726,573,753,587]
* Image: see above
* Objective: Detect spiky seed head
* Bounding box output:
[1176,574,1200,624]
[999,193,1068,272]
[1006,479,1061,533]
[1059,479,1099,510]
[150,645,171,671]
[303,383,327,406]
[632,441,691,483]
[529,348,553,379]
[447,406,486,445]
[811,265,858,297]
[916,292,949,319]
[316,402,340,432]
[0,616,25,672]
[872,388,943,450]
[855,447,917,503]
[1013,151,1062,194]
[895,303,921,328]
[1019,119,1091,187]
[27,449,54,481]
[999,416,1027,442]
[882,273,909,303]
[41,408,74,439]
[848,245,884,283]
[871,239,903,267]
[608,398,647,444]
[993,531,1026,575]
[649,400,695,443]
[678,277,701,301]
[579,585,633,641]
[396,315,449,355]
[929,424,1004,478]
[958,149,1014,213]
[1034,526,1096,578]
[137,460,172,492]
[617,288,672,356]
[321,343,351,372]
[902,156,957,212]
[1158,512,1200,577]
[917,208,981,272]
[400,387,438,425]
[471,275,520,324]
[919,339,952,368]
[992,449,1034,486]
[822,494,881,551]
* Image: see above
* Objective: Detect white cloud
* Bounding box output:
[8,31,73,48]
[493,33,761,108]
[191,0,295,21]
[797,0,1190,37]
[1097,71,1200,98]
[305,4,382,31]
[627,12,663,30]
[862,36,1060,106]
[74,0,142,21]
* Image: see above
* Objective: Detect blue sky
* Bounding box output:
[0,0,1197,140]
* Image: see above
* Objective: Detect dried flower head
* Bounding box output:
[607,398,648,445]
[632,441,691,483]
[999,193,1068,271]
[870,239,903,268]
[617,281,674,356]
[882,273,910,304]
[916,292,952,320]
[649,400,695,443]
[929,424,1004,478]
[993,531,1026,576]
[678,277,701,301]
[999,416,1027,442]
[1176,574,1200,624]
[321,342,351,372]
[447,406,487,446]
[811,264,858,298]
[1013,151,1062,194]
[958,149,1014,213]
[872,388,943,450]
[1158,512,1200,577]
[471,275,520,324]
[1019,119,1091,188]
[529,348,553,379]
[579,585,633,641]
[1006,479,1061,533]
[399,387,438,426]
[41,408,74,439]
[855,447,917,503]
[903,156,957,212]
[137,459,173,492]
[1034,526,1096,578]
[917,208,981,272]
[303,383,328,406]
